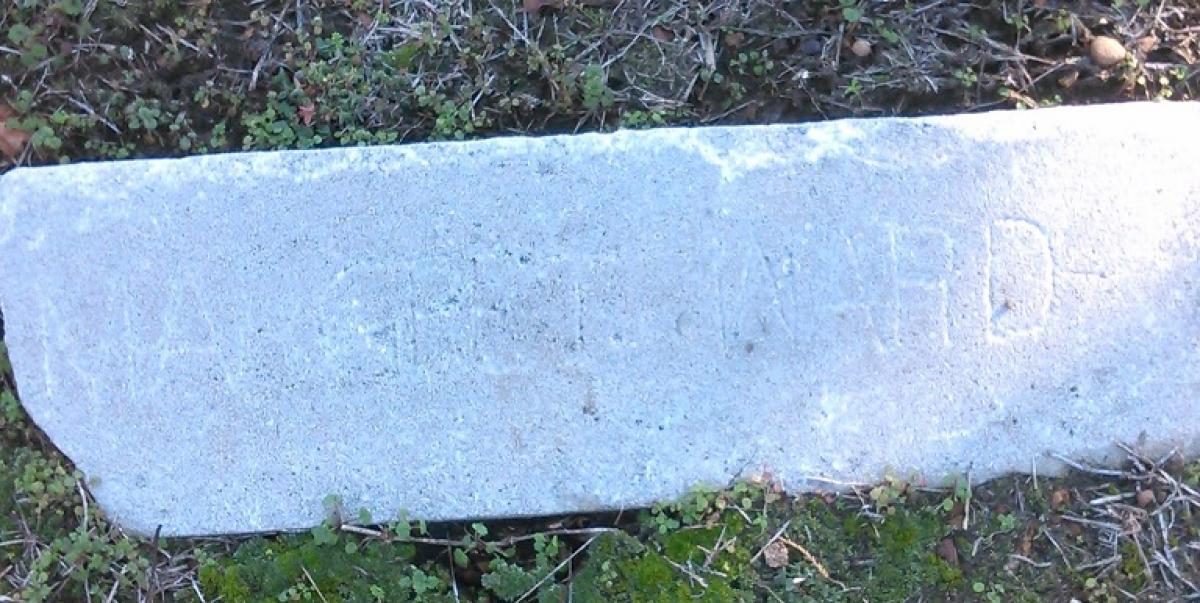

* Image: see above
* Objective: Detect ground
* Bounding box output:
[1,1,1199,601]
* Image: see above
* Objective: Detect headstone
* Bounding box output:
[1,102,1198,537]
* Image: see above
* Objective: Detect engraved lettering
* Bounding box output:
[985,218,1053,342]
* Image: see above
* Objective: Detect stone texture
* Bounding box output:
[1,102,1199,537]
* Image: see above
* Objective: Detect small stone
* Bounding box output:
[800,38,823,56]
[1137,35,1158,54]
[1089,36,1126,67]
[763,540,789,568]
[850,38,872,58]
[1136,489,1156,507]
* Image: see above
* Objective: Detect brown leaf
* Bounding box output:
[763,540,789,569]
[298,103,316,126]
[936,538,959,567]
[1050,488,1070,510]
[946,500,965,528]
[1057,70,1080,89]
[0,104,31,160]
[652,25,674,42]
[1018,525,1035,556]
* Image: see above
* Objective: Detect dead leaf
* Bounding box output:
[724,31,745,48]
[1018,525,1035,556]
[0,104,31,160]
[652,25,674,42]
[946,500,965,528]
[763,540,789,569]
[1050,488,1070,510]
[936,538,959,567]
[298,103,316,126]
[1057,70,1080,89]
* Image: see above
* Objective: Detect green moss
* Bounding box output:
[573,532,749,602]
[199,533,441,603]
[869,509,960,598]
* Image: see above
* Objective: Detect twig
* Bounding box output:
[750,520,791,564]
[1090,492,1136,506]
[77,479,89,533]
[1061,515,1123,531]
[447,545,461,602]
[780,537,846,590]
[103,578,119,603]
[1041,527,1074,570]
[338,523,459,547]
[301,566,330,603]
[1132,535,1155,587]
[1008,554,1052,568]
[1051,454,1128,478]
[963,470,971,531]
[1075,554,1121,571]
[497,527,619,548]
[663,557,708,589]
[699,525,729,569]
[515,535,601,603]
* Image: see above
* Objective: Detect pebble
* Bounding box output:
[850,39,872,58]
[800,38,823,56]
[1089,36,1127,67]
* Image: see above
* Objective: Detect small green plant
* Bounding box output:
[1184,461,1200,488]
[843,78,865,101]
[580,64,615,112]
[996,512,1019,532]
[870,474,910,513]
[730,49,775,77]
[954,67,979,88]
[840,0,864,23]
[973,580,1009,603]
[1004,11,1030,33]
[1082,576,1118,603]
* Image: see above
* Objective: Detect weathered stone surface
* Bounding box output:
[1,102,1198,536]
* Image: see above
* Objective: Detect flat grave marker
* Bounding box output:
[1,102,1198,536]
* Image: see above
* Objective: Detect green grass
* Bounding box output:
[1,0,1197,167]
